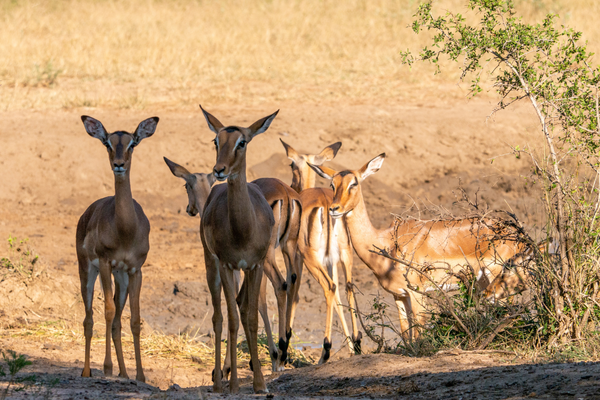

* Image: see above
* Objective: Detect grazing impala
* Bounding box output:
[310,154,524,340]
[77,116,158,382]
[281,140,361,364]
[163,157,301,373]
[199,106,275,394]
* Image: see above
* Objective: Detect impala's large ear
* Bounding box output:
[280,139,300,162]
[205,172,217,187]
[199,105,224,134]
[133,117,159,145]
[248,110,279,139]
[358,153,386,181]
[81,116,109,144]
[164,157,191,179]
[307,163,337,180]
[313,142,342,165]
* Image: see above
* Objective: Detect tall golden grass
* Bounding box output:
[0,0,598,110]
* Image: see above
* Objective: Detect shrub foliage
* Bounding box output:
[401,0,600,349]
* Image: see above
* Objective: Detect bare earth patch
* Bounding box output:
[1,98,598,399]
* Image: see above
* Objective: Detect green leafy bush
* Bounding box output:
[401,0,600,349]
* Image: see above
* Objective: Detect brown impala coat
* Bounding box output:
[76,116,158,383]
[199,106,275,394]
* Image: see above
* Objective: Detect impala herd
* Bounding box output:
[75,107,529,393]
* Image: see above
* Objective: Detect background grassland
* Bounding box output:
[0,0,598,110]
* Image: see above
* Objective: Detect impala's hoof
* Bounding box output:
[318,338,332,364]
[279,337,288,365]
[353,332,363,355]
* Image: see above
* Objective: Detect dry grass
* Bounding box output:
[1,319,312,369]
[0,0,597,110]
[2,320,215,366]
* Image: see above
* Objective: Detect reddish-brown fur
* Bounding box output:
[282,140,361,364]
[311,154,524,340]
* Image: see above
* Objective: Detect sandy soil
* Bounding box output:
[1,97,598,399]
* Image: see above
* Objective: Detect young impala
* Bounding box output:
[77,116,158,382]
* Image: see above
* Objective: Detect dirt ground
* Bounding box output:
[1,96,599,399]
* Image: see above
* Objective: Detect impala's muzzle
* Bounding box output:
[113,163,126,176]
[186,204,198,217]
[213,165,228,181]
[329,205,345,219]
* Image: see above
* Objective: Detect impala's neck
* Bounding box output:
[114,170,137,235]
[292,165,317,193]
[227,161,257,244]
[344,189,394,274]
[303,168,317,191]
[290,169,303,193]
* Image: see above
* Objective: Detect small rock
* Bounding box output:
[42,343,64,351]
[168,384,182,391]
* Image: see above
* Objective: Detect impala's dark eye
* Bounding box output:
[238,140,247,149]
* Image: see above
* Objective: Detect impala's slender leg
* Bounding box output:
[238,270,274,375]
[395,297,411,341]
[128,269,145,382]
[243,267,268,393]
[112,270,130,379]
[99,259,116,377]
[257,272,277,368]
[302,253,337,364]
[395,292,425,341]
[282,200,302,360]
[206,254,223,393]
[396,293,426,342]
[286,251,303,337]
[409,292,426,338]
[221,267,240,394]
[331,261,353,353]
[80,259,98,378]
[223,270,244,381]
[340,242,361,354]
[262,247,287,370]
